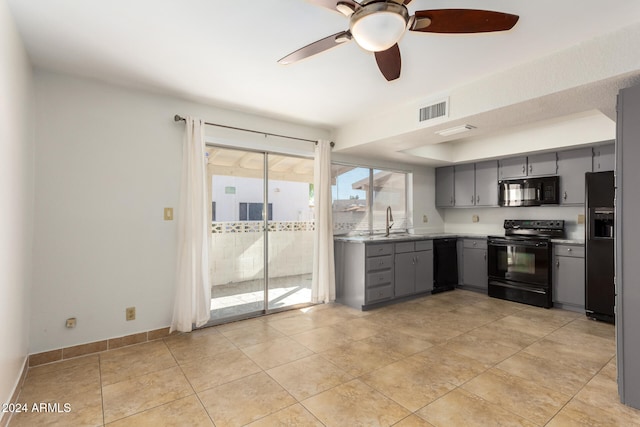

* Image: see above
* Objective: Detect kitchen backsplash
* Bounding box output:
[442,206,586,240]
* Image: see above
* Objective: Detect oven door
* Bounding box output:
[487,238,550,286]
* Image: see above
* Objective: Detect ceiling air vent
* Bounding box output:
[418,99,448,123]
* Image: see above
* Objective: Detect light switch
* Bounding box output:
[164,208,173,221]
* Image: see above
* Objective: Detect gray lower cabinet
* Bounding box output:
[365,243,394,305]
[335,239,433,310]
[394,241,433,296]
[461,239,488,292]
[552,243,585,312]
[557,147,593,204]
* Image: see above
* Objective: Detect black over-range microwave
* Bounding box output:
[498,176,560,207]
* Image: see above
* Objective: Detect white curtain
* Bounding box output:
[170,116,211,332]
[311,140,336,304]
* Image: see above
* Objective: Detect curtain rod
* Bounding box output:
[174,114,334,147]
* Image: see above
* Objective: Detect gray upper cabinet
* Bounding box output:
[557,147,593,204]
[435,166,455,207]
[527,152,558,176]
[454,163,475,207]
[499,153,557,179]
[593,143,615,172]
[450,161,498,207]
[474,160,498,206]
[498,156,527,179]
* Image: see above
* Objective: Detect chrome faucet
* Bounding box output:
[385,206,394,237]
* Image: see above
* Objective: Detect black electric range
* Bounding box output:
[487,220,565,308]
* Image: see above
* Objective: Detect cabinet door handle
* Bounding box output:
[563,191,568,200]
[529,164,533,173]
[476,195,480,203]
[379,260,384,265]
[556,260,560,268]
[567,248,572,252]
[473,241,477,246]
[450,197,454,205]
[522,165,526,174]
[484,252,487,261]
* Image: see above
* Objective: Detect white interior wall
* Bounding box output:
[31,70,330,353]
[0,0,34,408]
[449,111,615,163]
[403,110,615,164]
[443,206,585,241]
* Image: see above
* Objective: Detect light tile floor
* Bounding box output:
[9,289,640,426]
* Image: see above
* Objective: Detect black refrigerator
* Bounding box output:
[585,171,615,323]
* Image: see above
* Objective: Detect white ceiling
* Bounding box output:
[7,0,640,160]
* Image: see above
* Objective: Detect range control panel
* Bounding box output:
[504,219,564,230]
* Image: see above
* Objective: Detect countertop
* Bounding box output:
[334,233,485,243]
[334,233,584,245]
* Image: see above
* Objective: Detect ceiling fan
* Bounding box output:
[278,0,519,81]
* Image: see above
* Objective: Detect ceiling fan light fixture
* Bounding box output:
[350,3,409,52]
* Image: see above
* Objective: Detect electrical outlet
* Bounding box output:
[422,214,428,223]
[126,307,136,321]
[164,207,173,221]
[472,214,480,223]
[65,318,77,328]
[577,214,585,224]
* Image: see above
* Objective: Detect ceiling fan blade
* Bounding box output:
[307,0,360,14]
[374,44,401,81]
[411,9,519,33]
[278,31,352,65]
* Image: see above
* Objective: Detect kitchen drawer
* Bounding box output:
[555,244,584,258]
[366,270,393,287]
[395,242,415,254]
[463,239,487,250]
[415,240,433,251]
[366,284,393,303]
[366,255,393,272]
[366,243,393,257]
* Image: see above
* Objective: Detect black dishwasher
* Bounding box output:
[433,238,458,293]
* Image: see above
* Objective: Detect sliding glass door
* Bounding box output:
[207,146,314,322]
[267,155,315,310]
[208,147,266,321]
